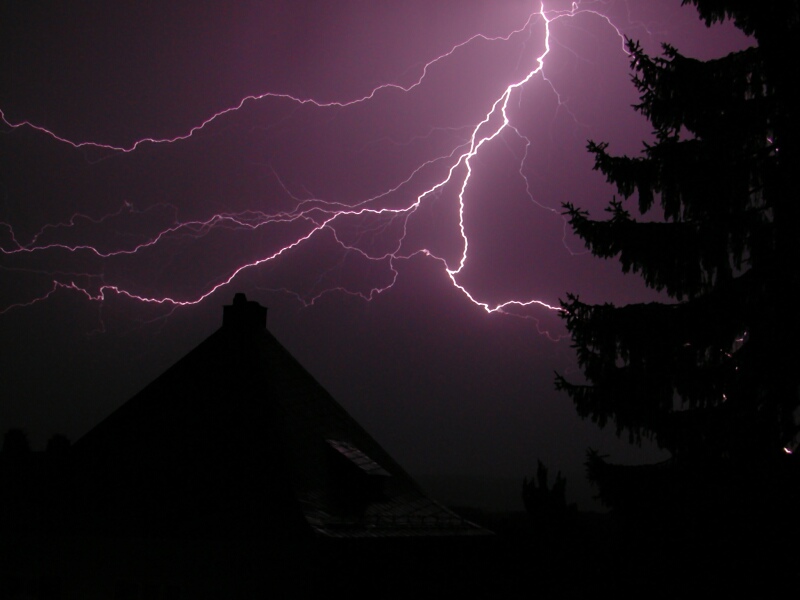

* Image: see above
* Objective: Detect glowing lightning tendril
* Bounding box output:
[0,2,631,335]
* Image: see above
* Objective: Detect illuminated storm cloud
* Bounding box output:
[0,0,754,511]
[0,2,744,334]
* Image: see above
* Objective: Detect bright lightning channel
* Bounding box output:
[0,2,629,333]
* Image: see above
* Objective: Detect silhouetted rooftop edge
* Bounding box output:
[222,292,267,331]
[69,293,490,539]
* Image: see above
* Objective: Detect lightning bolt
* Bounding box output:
[0,2,631,337]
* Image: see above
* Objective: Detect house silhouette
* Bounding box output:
[72,293,486,539]
[1,295,497,598]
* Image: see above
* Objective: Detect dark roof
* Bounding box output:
[73,294,488,539]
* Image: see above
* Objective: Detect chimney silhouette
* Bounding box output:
[222,293,267,330]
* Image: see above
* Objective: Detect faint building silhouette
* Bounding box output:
[2,294,489,598]
[71,292,485,539]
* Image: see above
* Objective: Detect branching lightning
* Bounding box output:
[0,2,631,334]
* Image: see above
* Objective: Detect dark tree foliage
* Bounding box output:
[522,460,575,520]
[556,1,800,510]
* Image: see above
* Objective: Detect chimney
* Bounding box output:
[223,293,267,331]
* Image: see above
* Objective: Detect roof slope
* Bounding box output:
[73,294,487,538]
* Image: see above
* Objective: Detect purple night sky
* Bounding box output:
[0,1,749,510]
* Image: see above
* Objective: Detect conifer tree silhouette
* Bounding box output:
[556,1,800,515]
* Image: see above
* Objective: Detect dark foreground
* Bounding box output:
[3,509,796,599]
